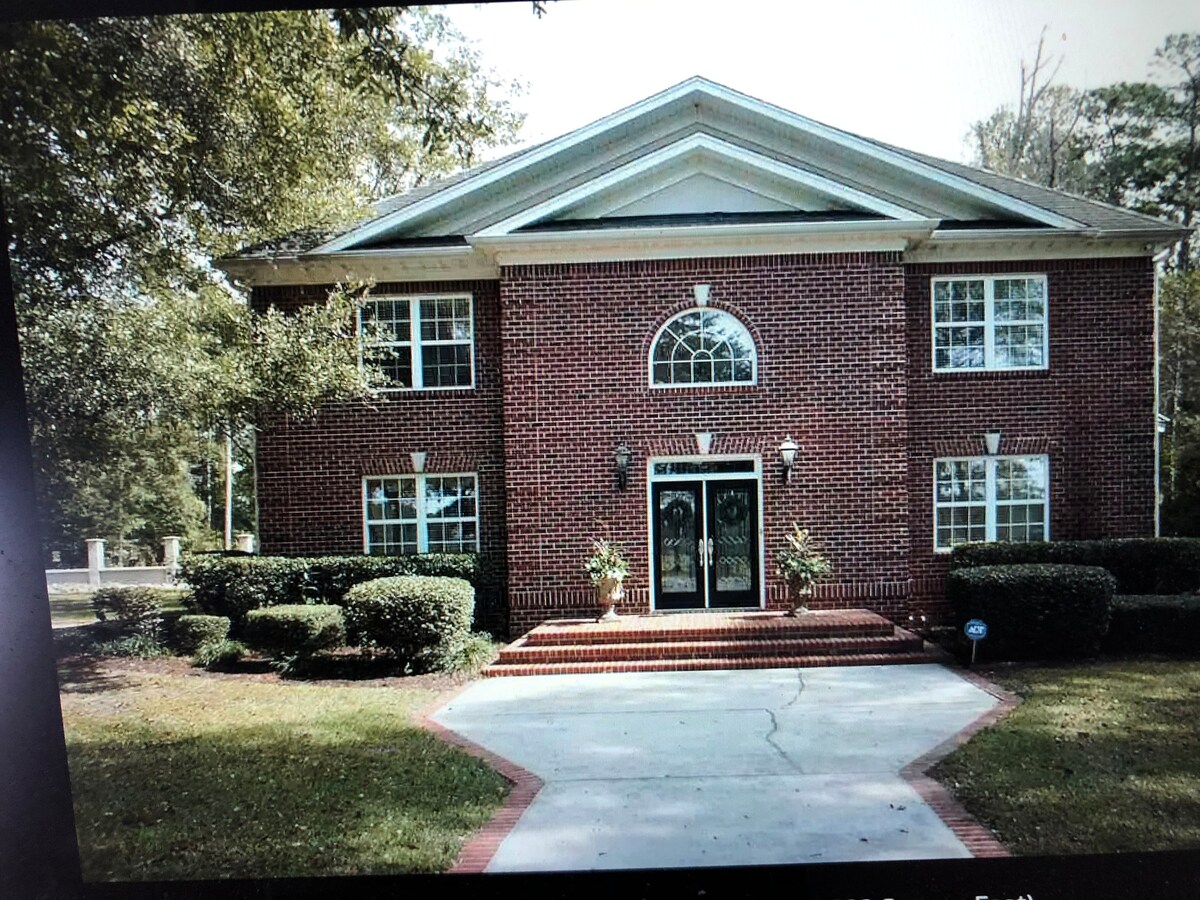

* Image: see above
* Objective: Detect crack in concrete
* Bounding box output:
[783,670,805,709]
[763,707,804,773]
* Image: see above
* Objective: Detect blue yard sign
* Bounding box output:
[964,619,988,640]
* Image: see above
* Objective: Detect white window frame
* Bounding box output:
[362,472,481,555]
[932,454,1050,553]
[648,307,758,389]
[359,293,476,391]
[930,274,1049,373]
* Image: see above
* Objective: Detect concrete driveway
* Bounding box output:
[432,664,1001,871]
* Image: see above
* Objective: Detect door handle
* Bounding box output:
[706,538,714,567]
[698,538,706,568]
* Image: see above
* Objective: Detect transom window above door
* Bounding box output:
[359,294,474,390]
[931,275,1048,372]
[650,308,757,387]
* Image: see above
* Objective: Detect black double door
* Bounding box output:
[651,479,760,609]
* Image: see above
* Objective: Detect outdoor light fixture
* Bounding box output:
[695,431,714,455]
[779,435,799,482]
[410,451,427,473]
[983,432,1002,456]
[693,284,711,306]
[614,443,632,491]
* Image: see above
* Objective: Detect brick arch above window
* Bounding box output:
[647,305,759,388]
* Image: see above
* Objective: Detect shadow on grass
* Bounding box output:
[66,716,510,881]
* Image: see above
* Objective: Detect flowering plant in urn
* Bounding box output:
[775,524,831,615]
[583,538,628,620]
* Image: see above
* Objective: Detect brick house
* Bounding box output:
[219,78,1185,637]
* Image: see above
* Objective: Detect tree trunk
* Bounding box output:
[224,424,233,551]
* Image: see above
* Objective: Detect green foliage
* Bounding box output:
[243,604,345,658]
[946,564,1115,660]
[179,552,479,622]
[775,524,832,595]
[90,587,164,639]
[1104,595,1200,654]
[582,539,628,586]
[948,537,1200,594]
[342,576,474,672]
[95,634,173,659]
[173,615,231,654]
[446,633,499,674]
[191,639,248,670]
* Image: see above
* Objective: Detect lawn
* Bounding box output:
[58,655,509,880]
[931,658,1200,856]
[49,589,188,627]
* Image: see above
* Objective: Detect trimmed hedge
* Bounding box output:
[946,563,1115,660]
[1104,595,1200,654]
[179,553,479,622]
[243,604,345,657]
[950,538,1200,595]
[173,615,231,654]
[343,576,474,672]
[90,587,163,638]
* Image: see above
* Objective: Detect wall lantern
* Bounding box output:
[410,451,427,473]
[983,431,1002,456]
[779,435,799,482]
[614,443,632,491]
[693,284,711,306]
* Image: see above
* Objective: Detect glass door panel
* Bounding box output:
[652,482,704,609]
[706,481,759,608]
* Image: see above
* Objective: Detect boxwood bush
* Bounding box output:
[90,587,164,639]
[946,563,1115,660]
[1104,595,1200,654]
[180,553,479,623]
[949,538,1200,595]
[243,604,345,657]
[172,615,231,654]
[342,576,474,672]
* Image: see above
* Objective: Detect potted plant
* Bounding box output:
[583,538,629,622]
[776,524,831,616]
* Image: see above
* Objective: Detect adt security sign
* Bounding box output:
[964,618,988,665]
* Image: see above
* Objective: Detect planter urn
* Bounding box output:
[596,574,624,622]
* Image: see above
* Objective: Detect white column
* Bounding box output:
[234,532,255,554]
[161,536,181,571]
[85,539,105,586]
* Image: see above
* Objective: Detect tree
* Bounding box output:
[0,9,524,562]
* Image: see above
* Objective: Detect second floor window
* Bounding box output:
[360,294,474,390]
[650,308,757,387]
[932,275,1047,372]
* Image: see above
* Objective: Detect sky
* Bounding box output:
[441,0,1200,165]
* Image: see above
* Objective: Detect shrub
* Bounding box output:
[179,553,479,623]
[173,615,231,654]
[949,538,1200,595]
[191,639,248,670]
[1104,595,1200,654]
[90,587,164,639]
[946,564,1115,660]
[95,634,172,658]
[343,576,474,672]
[243,604,345,658]
[447,632,499,674]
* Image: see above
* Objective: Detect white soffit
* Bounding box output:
[475,134,924,236]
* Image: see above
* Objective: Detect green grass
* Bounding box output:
[931,658,1200,855]
[60,663,509,880]
[49,589,188,627]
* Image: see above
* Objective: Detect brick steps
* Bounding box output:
[497,633,924,666]
[483,651,940,678]
[485,610,944,677]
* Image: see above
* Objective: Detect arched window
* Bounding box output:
[650,308,757,387]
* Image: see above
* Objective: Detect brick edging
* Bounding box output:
[416,682,544,874]
[898,665,1021,859]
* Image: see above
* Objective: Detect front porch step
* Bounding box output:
[497,633,924,665]
[483,650,944,678]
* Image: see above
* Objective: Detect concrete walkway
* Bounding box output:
[432,664,1000,871]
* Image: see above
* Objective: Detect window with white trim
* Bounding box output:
[364,474,479,554]
[934,455,1048,551]
[650,308,756,386]
[932,275,1047,371]
[360,295,474,390]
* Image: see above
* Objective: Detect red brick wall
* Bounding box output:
[904,257,1157,620]
[499,253,912,635]
[250,280,509,630]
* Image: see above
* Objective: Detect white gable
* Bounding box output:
[605,174,795,216]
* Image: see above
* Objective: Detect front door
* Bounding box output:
[652,479,759,609]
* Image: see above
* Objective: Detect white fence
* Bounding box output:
[45,534,254,593]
